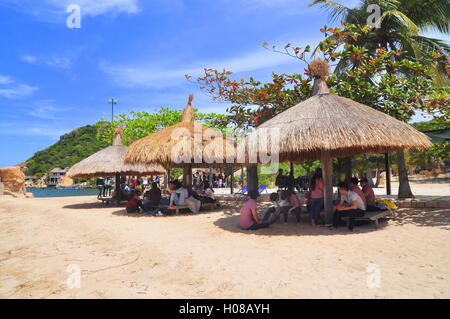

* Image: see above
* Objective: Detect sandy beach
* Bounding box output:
[1,192,449,299]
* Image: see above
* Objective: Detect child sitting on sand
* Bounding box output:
[126,191,145,214]
[262,192,281,224]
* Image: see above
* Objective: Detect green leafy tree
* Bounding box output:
[96,107,230,146]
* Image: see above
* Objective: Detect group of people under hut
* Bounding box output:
[125,179,217,216]
[239,168,380,232]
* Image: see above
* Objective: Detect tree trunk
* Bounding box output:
[246,165,258,192]
[397,150,414,199]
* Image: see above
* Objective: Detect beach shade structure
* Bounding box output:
[124,95,237,190]
[239,59,432,224]
[67,127,165,199]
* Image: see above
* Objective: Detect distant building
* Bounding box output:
[48,167,69,185]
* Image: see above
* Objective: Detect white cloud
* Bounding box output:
[21,55,37,64]
[0,75,14,85]
[101,48,301,89]
[46,0,139,16]
[0,75,38,99]
[0,0,140,20]
[28,100,72,119]
[45,56,72,69]
[20,54,73,69]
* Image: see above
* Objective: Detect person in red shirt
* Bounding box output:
[360,177,377,209]
[126,191,144,213]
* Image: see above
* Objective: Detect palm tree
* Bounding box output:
[310,0,449,198]
[310,0,449,77]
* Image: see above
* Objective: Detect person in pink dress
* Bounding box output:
[307,168,324,226]
[239,190,269,230]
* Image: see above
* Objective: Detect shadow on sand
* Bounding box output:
[394,208,450,229]
[212,211,385,236]
[63,202,115,210]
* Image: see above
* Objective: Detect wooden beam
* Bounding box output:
[321,150,334,225]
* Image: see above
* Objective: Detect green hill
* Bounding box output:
[26,124,109,178]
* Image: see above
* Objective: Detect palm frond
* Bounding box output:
[381,10,420,35]
[308,0,351,23]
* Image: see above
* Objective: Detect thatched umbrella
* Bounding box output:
[240,59,432,223]
[67,127,165,198]
[124,95,236,190]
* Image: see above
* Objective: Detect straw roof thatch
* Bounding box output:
[67,128,165,178]
[124,95,236,167]
[239,60,432,163]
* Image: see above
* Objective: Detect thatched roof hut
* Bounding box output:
[240,59,432,223]
[67,127,165,178]
[124,95,236,189]
[125,95,236,168]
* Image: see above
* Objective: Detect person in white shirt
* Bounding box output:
[168,180,200,214]
[330,182,366,231]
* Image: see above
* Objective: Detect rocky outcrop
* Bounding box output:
[58,176,74,187]
[0,166,26,195]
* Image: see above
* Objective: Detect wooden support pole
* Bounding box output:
[247,165,258,192]
[321,150,334,225]
[114,172,121,201]
[384,153,391,195]
[230,167,234,194]
[183,164,193,193]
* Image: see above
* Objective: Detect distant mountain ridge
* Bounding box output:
[26,124,109,178]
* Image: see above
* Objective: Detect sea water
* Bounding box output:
[27,188,100,198]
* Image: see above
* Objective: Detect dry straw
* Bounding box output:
[67,127,165,178]
[238,59,432,163]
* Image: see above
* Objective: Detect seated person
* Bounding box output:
[349,177,366,207]
[289,191,302,224]
[330,182,366,231]
[126,191,144,214]
[240,190,269,230]
[169,180,200,214]
[198,181,216,204]
[277,190,291,223]
[360,177,377,210]
[143,182,162,212]
[262,192,281,224]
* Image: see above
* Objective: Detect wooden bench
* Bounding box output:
[345,210,395,228]
[157,205,189,216]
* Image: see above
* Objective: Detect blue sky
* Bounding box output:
[0,0,447,167]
